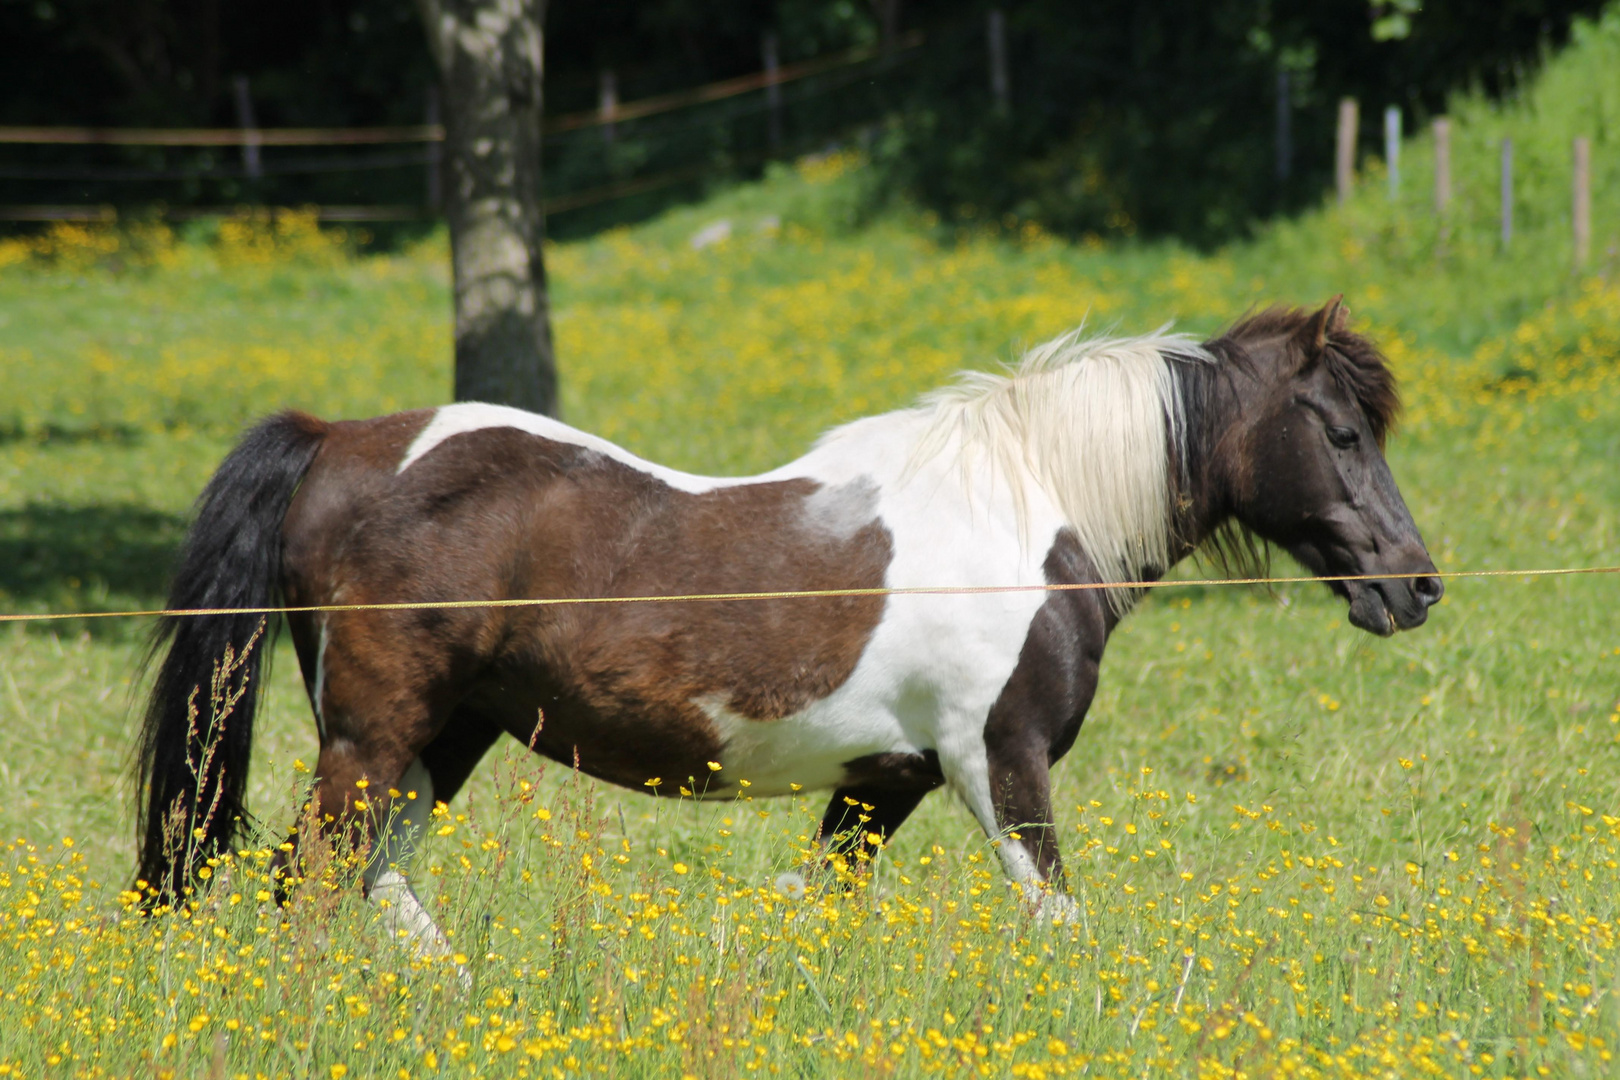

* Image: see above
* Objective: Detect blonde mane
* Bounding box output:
[915,328,1212,606]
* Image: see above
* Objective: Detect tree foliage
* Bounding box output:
[0,0,1604,243]
[880,0,1606,244]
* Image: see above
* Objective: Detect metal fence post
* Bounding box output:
[1275,70,1292,187]
[988,9,1009,115]
[1574,136,1592,268]
[1500,137,1513,248]
[232,76,262,180]
[1384,106,1401,200]
[1433,117,1451,214]
[763,33,783,151]
[426,85,443,211]
[599,70,618,145]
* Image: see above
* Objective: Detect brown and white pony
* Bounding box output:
[136,297,1441,952]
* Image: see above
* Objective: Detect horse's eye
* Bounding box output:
[1327,425,1360,448]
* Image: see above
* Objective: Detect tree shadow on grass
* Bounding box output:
[0,503,186,638]
[0,423,145,446]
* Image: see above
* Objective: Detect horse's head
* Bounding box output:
[1211,298,1442,636]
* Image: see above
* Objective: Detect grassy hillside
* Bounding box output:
[1,12,1620,1077]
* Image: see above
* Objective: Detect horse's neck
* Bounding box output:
[1161,362,1247,569]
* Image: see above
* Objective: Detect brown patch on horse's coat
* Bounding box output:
[279,419,894,793]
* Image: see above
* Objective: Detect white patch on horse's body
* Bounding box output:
[397,402,753,494]
[693,410,1062,809]
[799,477,880,540]
[693,694,882,795]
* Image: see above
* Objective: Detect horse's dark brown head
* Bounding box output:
[1206,298,1442,636]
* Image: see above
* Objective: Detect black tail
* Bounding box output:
[135,410,327,901]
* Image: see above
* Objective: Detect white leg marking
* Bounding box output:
[368,869,451,956]
[363,758,469,987]
[944,741,1077,924]
[311,617,329,740]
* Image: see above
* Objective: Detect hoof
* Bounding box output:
[1021,883,1079,925]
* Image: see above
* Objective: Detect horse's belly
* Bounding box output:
[696,693,912,798]
[691,586,1051,798]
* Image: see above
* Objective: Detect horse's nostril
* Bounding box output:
[1413,575,1444,606]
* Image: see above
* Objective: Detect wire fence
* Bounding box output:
[2,565,1614,626]
[0,33,925,226]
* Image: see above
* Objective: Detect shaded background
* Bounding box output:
[0,0,1606,243]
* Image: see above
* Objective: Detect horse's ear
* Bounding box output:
[1296,295,1348,362]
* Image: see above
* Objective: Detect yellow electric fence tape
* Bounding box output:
[1,565,1616,625]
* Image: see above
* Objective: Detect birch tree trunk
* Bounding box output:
[417,0,557,415]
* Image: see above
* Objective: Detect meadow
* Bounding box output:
[3,12,1620,1078]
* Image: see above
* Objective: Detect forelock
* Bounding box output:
[1219,306,1400,444]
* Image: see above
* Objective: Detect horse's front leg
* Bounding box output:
[944,594,1101,922]
[816,747,947,874]
[952,573,1108,919]
[947,730,1077,922]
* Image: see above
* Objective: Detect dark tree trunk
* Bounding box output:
[417,0,558,416]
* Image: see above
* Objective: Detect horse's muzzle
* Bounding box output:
[1346,569,1443,636]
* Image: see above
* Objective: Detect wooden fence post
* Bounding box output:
[599,70,618,145]
[762,33,783,151]
[1336,98,1358,204]
[1500,137,1513,247]
[877,0,900,58]
[232,75,261,180]
[987,9,1009,115]
[425,85,443,211]
[1433,117,1451,214]
[1574,136,1592,269]
[1275,70,1292,186]
[1384,106,1401,199]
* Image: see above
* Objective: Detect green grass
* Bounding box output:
[3,13,1620,1078]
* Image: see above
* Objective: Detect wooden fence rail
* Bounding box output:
[0,31,922,149]
[0,78,1603,258]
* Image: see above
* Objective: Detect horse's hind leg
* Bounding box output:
[819,784,932,869]
[356,709,504,969]
[361,758,444,951]
[362,707,503,945]
[274,623,475,972]
[290,734,479,989]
